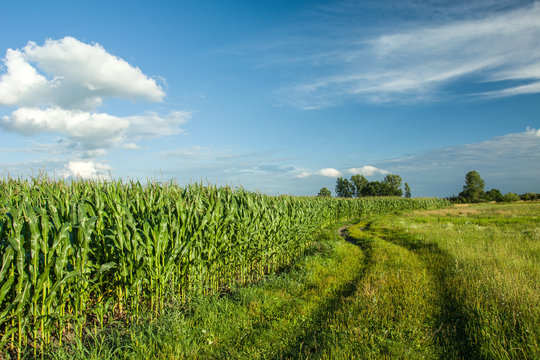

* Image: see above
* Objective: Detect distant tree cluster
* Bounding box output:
[317,187,332,197]
[330,174,410,198]
[450,170,538,203]
[520,192,540,201]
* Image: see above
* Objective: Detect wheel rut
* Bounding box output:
[372,225,483,359]
[272,223,374,359]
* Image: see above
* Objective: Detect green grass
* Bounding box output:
[347,202,539,359]
[41,202,540,359]
[45,222,367,359]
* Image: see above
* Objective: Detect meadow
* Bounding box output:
[309,202,540,359]
[0,178,447,358]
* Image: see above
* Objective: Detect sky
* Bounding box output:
[0,0,539,197]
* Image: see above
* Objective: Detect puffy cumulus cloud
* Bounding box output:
[0,37,164,109]
[317,168,342,177]
[0,49,48,105]
[1,107,127,148]
[0,107,189,150]
[347,165,389,176]
[0,36,191,175]
[526,126,540,137]
[295,168,342,178]
[63,160,111,179]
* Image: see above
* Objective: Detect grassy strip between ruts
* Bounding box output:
[44,202,539,359]
[290,221,442,359]
[297,203,539,359]
[329,202,538,360]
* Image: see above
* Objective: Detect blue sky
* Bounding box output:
[0,0,539,197]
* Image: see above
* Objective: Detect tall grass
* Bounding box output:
[370,203,540,359]
[278,203,539,359]
[0,177,449,356]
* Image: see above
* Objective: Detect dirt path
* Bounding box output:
[337,225,349,238]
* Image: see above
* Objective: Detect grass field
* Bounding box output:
[314,202,540,359]
[44,202,539,359]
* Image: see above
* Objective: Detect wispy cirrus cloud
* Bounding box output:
[271,1,540,109]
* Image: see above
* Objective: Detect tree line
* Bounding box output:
[450,170,540,203]
[318,174,411,198]
[317,170,539,201]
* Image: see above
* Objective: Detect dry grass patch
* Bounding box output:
[406,204,477,218]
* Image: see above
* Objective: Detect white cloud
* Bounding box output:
[296,171,311,178]
[527,126,540,137]
[481,81,540,98]
[317,168,342,177]
[1,107,127,148]
[125,111,190,140]
[0,37,188,167]
[85,149,107,157]
[0,37,164,109]
[153,145,306,194]
[0,107,188,150]
[0,49,48,105]
[63,160,111,179]
[347,165,390,176]
[295,167,342,178]
[277,2,540,108]
[121,143,143,150]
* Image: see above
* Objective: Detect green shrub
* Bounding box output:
[502,192,521,202]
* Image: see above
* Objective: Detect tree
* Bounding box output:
[335,177,354,198]
[350,175,368,197]
[364,181,384,196]
[502,192,520,202]
[520,192,539,201]
[485,188,503,202]
[382,174,403,196]
[404,182,411,198]
[317,187,331,197]
[333,173,406,198]
[459,170,485,202]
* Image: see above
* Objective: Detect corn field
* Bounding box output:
[0,178,449,356]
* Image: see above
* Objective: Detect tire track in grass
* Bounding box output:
[373,223,483,359]
[296,223,443,359]
[293,220,483,359]
[180,224,368,360]
[271,225,375,359]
